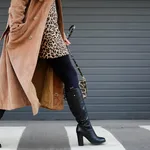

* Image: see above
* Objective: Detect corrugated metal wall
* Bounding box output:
[0,0,150,120]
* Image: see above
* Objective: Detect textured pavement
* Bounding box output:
[0,120,150,150]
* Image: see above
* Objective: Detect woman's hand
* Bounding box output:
[63,32,71,46]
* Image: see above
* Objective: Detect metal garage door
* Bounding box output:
[0,0,150,120]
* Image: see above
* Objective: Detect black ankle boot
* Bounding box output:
[0,143,1,148]
[65,87,106,146]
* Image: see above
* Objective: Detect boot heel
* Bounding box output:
[77,132,84,146]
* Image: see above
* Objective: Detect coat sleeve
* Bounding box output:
[8,0,30,32]
[55,0,65,41]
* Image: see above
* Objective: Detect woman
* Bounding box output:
[0,0,106,147]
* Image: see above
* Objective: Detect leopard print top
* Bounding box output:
[39,0,69,59]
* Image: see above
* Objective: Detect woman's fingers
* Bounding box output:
[64,39,71,45]
[63,32,71,46]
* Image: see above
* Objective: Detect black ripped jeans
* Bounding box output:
[0,55,79,119]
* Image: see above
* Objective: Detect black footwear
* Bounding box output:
[0,109,5,119]
[65,87,106,146]
[0,143,1,148]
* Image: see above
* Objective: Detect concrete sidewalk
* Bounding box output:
[0,120,150,150]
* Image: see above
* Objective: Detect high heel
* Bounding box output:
[76,131,84,146]
[65,87,106,146]
[76,124,105,145]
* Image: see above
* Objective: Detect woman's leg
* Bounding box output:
[48,55,79,91]
[0,110,5,120]
[48,55,106,146]
[0,110,5,148]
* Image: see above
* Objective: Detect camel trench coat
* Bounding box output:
[0,0,66,115]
